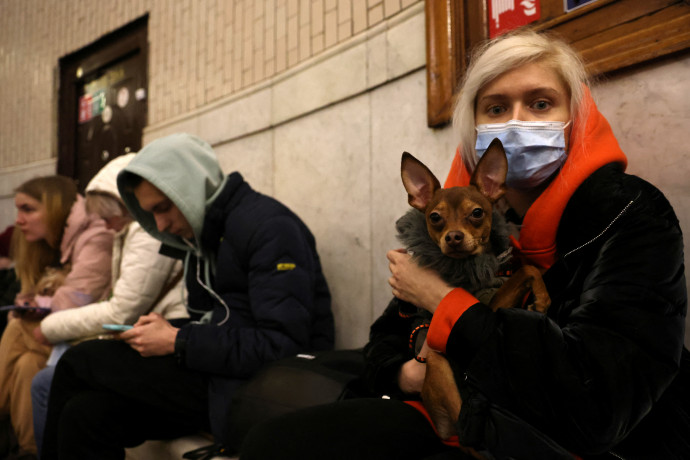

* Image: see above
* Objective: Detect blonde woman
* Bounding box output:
[0,176,113,458]
[242,30,688,459]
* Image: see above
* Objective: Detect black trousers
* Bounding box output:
[240,398,469,460]
[41,339,209,460]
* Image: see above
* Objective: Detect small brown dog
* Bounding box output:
[401,139,550,446]
[35,265,70,296]
[401,138,549,314]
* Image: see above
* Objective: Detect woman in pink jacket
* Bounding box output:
[0,175,113,458]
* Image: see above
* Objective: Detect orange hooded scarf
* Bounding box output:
[444,87,627,270]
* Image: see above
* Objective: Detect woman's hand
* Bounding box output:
[119,313,179,357]
[398,359,426,394]
[397,340,431,394]
[0,257,12,269]
[10,294,39,320]
[33,325,51,346]
[14,293,36,307]
[387,249,453,313]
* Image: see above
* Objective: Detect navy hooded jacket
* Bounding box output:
[118,133,334,443]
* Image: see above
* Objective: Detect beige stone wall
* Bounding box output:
[0,1,434,348]
[147,0,419,125]
[1,1,689,349]
[0,0,421,169]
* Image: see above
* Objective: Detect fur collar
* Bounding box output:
[395,209,511,293]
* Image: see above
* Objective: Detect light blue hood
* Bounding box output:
[117,133,228,253]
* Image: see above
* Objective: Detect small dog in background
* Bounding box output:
[34,266,69,297]
[9,265,70,318]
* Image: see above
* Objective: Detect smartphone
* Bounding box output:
[0,305,51,316]
[102,324,133,332]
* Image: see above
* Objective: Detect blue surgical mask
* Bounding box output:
[475,119,570,189]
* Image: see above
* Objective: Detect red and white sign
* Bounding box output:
[488,0,541,38]
[78,94,93,124]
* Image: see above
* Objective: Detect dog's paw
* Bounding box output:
[422,351,462,439]
[527,294,551,314]
[428,406,458,439]
[527,271,551,314]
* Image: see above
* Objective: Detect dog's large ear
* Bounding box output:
[470,138,507,203]
[401,152,441,211]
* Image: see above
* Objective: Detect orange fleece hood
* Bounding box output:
[444,87,627,270]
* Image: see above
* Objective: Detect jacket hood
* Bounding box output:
[85,153,136,202]
[60,194,107,264]
[117,133,227,252]
[443,87,627,270]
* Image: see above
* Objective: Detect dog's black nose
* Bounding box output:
[445,231,464,247]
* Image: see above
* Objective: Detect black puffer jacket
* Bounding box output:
[175,173,335,445]
[118,134,334,447]
[445,164,688,459]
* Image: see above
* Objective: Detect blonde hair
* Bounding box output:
[13,176,77,295]
[453,29,589,170]
[86,192,127,219]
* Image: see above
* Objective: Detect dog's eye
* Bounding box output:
[471,208,484,219]
[429,212,442,223]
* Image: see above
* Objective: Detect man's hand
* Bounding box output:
[387,249,453,313]
[120,313,179,357]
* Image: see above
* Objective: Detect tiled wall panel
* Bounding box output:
[0,0,422,169]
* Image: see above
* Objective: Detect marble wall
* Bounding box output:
[0,0,423,170]
[1,4,688,347]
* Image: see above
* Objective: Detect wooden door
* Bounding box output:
[58,16,148,192]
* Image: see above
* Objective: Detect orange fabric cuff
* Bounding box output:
[427,288,479,353]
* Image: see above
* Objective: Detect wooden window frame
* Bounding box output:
[425,0,690,127]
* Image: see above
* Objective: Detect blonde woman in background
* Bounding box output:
[0,175,113,459]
